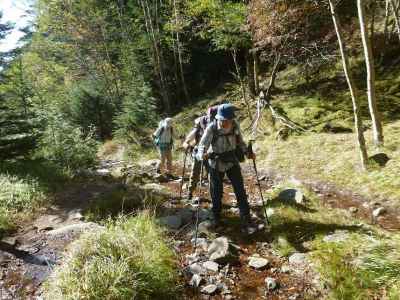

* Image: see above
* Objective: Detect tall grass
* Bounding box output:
[44,212,179,300]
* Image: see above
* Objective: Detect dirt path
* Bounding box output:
[1,158,399,299]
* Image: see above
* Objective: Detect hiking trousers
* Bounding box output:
[188,158,208,194]
[157,148,172,174]
[209,164,250,219]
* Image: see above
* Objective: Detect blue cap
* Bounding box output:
[215,103,236,120]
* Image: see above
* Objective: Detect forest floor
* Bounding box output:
[1,154,400,299]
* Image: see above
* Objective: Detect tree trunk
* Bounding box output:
[329,0,368,170]
[232,49,252,119]
[265,52,281,102]
[253,51,259,95]
[383,0,391,49]
[358,0,384,146]
[246,52,255,97]
[173,0,190,104]
[389,0,400,41]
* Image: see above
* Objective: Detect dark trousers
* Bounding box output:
[209,164,250,219]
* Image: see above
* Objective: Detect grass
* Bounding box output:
[262,182,400,299]
[44,212,179,300]
[0,159,68,237]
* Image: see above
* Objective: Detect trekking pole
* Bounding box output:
[193,159,204,250]
[179,147,189,199]
[248,140,270,225]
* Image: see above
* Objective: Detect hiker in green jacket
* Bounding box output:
[153,118,175,176]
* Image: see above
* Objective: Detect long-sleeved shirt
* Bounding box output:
[196,120,247,172]
[184,115,208,147]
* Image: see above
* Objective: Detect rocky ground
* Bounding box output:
[1,157,399,299]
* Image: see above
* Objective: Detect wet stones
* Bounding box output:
[201,284,218,295]
[203,261,219,272]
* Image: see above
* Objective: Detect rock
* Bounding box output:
[370,153,390,167]
[266,208,275,218]
[1,236,19,247]
[278,189,305,204]
[208,237,240,264]
[265,277,277,290]
[141,183,174,203]
[191,237,209,251]
[323,231,348,243]
[189,263,207,275]
[142,159,160,168]
[67,210,84,221]
[95,168,111,176]
[201,284,218,295]
[258,175,267,181]
[373,207,386,218]
[229,207,239,214]
[178,208,193,224]
[248,256,269,270]
[203,261,219,272]
[349,207,358,214]
[33,215,63,231]
[158,215,182,230]
[289,253,308,265]
[281,265,290,273]
[198,220,213,232]
[189,274,203,288]
[186,253,200,264]
[46,222,103,238]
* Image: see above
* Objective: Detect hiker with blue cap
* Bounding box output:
[196,103,257,235]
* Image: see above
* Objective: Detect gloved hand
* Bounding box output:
[183,141,190,149]
[247,152,256,160]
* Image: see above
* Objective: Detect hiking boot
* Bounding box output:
[241,215,257,235]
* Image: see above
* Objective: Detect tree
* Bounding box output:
[357,0,384,146]
[329,0,368,170]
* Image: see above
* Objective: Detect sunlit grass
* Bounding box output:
[44,212,179,300]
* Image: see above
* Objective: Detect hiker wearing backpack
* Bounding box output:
[196,103,257,235]
[182,105,219,200]
[153,117,175,176]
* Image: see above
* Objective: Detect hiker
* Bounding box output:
[182,115,209,200]
[153,117,175,176]
[182,105,219,200]
[196,103,256,234]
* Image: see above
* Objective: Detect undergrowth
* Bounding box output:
[44,212,179,300]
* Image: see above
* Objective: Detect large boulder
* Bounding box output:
[158,215,182,230]
[207,237,240,264]
[278,189,305,204]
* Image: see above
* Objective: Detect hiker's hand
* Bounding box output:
[183,142,189,149]
[203,153,209,160]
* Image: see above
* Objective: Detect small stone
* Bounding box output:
[189,274,203,288]
[189,263,207,275]
[323,231,348,243]
[186,253,200,264]
[203,261,219,272]
[208,237,240,264]
[281,265,290,273]
[265,277,277,290]
[349,207,358,213]
[373,207,386,218]
[201,284,218,295]
[96,168,111,176]
[289,253,308,265]
[266,208,275,218]
[158,215,182,230]
[248,256,269,269]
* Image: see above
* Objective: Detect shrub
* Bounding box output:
[44,213,179,300]
[38,113,98,173]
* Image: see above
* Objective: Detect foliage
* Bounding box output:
[37,111,98,172]
[44,212,179,300]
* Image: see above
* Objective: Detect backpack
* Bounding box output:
[154,125,173,146]
[210,120,245,163]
